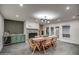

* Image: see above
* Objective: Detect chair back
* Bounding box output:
[28,39,35,46]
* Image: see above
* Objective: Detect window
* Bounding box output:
[62,25,70,38]
[51,27,54,35]
[46,27,49,36]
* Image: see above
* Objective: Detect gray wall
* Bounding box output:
[4,20,24,34]
[0,14,4,51]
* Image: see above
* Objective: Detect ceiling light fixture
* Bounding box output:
[40,16,50,23]
[66,6,70,10]
[16,15,19,17]
[20,4,23,7]
[47,21,50,23]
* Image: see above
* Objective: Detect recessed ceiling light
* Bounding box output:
[72,16,76,19]
[16,15,19,17]
[66,6,70,10]
[19,4,23,7]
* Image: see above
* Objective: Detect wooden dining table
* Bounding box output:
[29,36,57,54]
[31,37,54,49]
[32,37,46,42]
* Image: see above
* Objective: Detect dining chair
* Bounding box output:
[51,37,57,47]
[41,40,47,53]
[46,39,52,47]
[41,38,52,53]
[28,38,41,54]
[35,41,41,51]
[28,39,37,54]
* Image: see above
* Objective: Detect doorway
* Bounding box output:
[55,26,59,38]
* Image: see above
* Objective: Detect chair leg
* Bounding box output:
[43,45,46,53]
[50,43,53,47]
[32,46,36,55]
[53,42,56,47]
[36,44,40,51]
[54,43,56,47]
[37,46,41,51]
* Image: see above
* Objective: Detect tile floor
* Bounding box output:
[0,40,79,55]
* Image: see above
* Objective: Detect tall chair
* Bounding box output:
[28,39,41,54]
[28,39,37,54]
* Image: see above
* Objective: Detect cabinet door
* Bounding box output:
[21,35,25,42]
[11,36,17,43]
[16,35,21,43]
[16,35,25,43]
[11,35,25,43]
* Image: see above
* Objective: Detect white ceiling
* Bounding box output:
[0,4,79,24]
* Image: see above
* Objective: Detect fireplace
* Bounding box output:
[27,29,38,39]
[29,33,37,38]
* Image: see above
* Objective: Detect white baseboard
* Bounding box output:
[59,39,79,45]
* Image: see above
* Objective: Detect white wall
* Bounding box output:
[0,14,4,51]
[44,20,79,44]
[24,21,39,40]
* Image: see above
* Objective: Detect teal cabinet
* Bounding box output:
[16,35,25,42]
[21,35,25,42]
[11,36,17,43]
[16,35,21,42]
[11,34,25,44]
